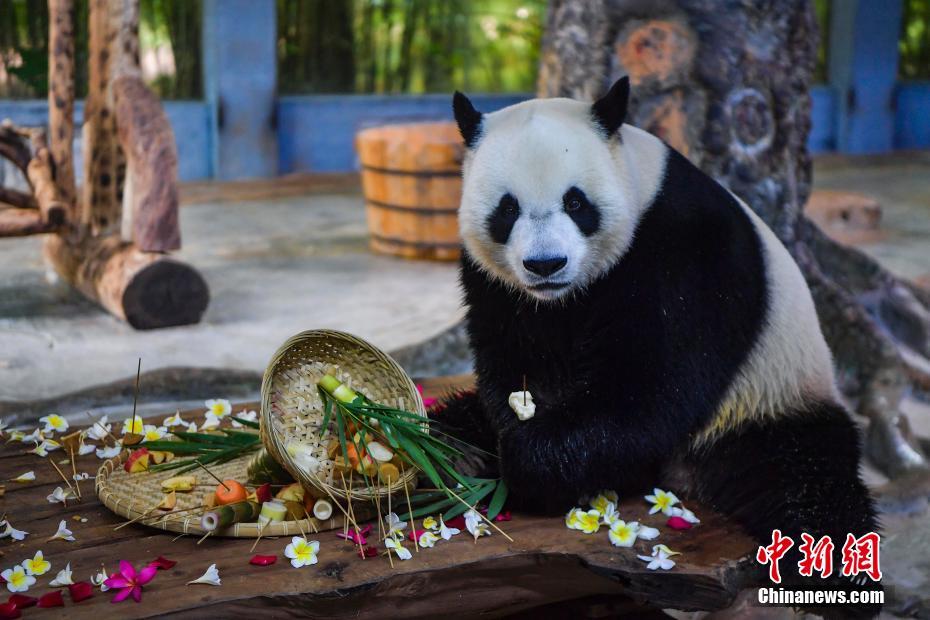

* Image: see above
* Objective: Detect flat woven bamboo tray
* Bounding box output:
[95,450,366,538]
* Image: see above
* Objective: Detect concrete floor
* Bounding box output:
[0,185,463,412]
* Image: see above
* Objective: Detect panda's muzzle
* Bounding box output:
[523,256,567,277]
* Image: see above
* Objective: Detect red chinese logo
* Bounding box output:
[798,533,834,578]
[756,529,794,583]
[841,532,882,582]
[756,530,882,583]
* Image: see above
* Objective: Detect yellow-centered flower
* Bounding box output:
[644,488,679,515]
[23,550,51,576]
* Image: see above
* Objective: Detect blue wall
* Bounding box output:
[895,83,930,150]
[277,93,528,174]
[0,100,212,181]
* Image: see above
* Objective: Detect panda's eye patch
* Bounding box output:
[562,186,600,236]
[487,193,520,244]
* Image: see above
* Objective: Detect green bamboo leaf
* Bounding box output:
[487,480,508,520]
[394,432,443,488]
[419,439,473,490]
[229,416,260,429]
[442,483,495,520]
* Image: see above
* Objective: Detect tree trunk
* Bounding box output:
[538,0,930,480]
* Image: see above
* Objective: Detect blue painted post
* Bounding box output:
[202,0,278,179]
[830,0,904,153]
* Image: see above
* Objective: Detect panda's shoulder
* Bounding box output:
[635,148,761,259]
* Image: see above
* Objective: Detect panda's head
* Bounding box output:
[453,77,663,301]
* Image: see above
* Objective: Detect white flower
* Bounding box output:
[91,567,110,591]
[21,428,43,443]
[141,425,168,442]
[2,565,36,593]
[7,430,25,442]
[29,440,61,457]
[39,414,69,434]
[439,516,460,540]
[47,486,76,504]
[418,530,440,548]
[50,519,75,542]
[187,563,222,585]
[84,415,111,441]
[644,488,679,515]
[95,445,122,459]
[384,512,407,538]
[637,545,679,571]
[200,413,221,430]
[565,507,602,534]
[422,516,438,531]
[600,502,620,525]
[384,537,412,560]
[122,417,144,435]
[73,472,93,481]
[163,411,186,428]
[22,550,51,576]
[284,537,320,568]
[78,441,96,455]
[608,520,639,547]
[11,470,35,483]
[49,562,74,586]
[464,509,490,540]
[231,409,257,428]
[204,399,232,419]
[0,519,28,541]
[185,421,199,433]
[669,505,700,524]
[637,524,660,540]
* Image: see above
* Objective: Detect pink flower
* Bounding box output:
[494,510,512,522]
[103,560,157,603]
[337,524,372,546]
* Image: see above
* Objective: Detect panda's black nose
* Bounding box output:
[523,256,567,277]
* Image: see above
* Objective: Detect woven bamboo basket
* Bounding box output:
[260,329,425,503]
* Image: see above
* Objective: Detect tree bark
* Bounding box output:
[48,0,76,211]
[538,0,930,478]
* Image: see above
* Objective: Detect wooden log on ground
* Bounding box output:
[113,74,181,252]
[44,235,209,329]
[0,186,37,209]
[81,0,122,234]
[48,0,77,210]
[0,123,33,174]
[0,208,62,237]
[27,132,68,226]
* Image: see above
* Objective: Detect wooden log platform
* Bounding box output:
[0,377,757,617]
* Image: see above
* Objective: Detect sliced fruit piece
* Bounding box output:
[124,448,150,473]
[214,479,248,505]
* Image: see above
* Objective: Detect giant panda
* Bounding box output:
[431,77,880,602]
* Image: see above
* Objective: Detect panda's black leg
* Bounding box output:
[428,390,500,479]
[687,401,882,617]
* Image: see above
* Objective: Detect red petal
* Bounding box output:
[148,555,177,570]
[0,603,21,619]
[255,483,272,504]
[357,546,378,559]
[69,581,95,603]
[445,516,466,530]
[407,529,426,542]
[666,516,692,530]
[6,595,36,609]
[494,511,512,522]
[37,591,64,608]
[249,555,277,566]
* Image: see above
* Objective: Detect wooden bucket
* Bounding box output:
[355,122,463,261]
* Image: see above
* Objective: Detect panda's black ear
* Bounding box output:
[453,91,483,149]
[591,77,630,137]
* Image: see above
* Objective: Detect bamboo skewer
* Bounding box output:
[446,487,514,542]
[195,461,230,491]
[115,504,160,530]
[121,358,142,447]
[68,447,82,499]
[385,478,395,568]
[340,471,366,558]
[403,479,418,553]
[48,458,78,500]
